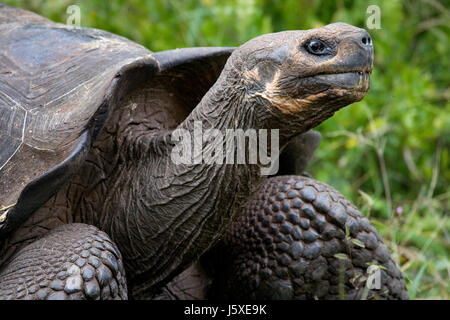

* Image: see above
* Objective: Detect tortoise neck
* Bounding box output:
[180,65,248,131]
[113,79,271,296]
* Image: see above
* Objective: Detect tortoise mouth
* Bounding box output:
[272,70,371,111]
[291,69,371,98]
[302,71,371,93]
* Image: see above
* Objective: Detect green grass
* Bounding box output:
[4,0,449,299]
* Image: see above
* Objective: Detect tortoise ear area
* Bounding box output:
[258,61,279,83]
[243,62,277,95]
[252,61,279,89]
[244,47,287,94]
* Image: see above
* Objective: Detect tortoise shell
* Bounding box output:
[0,4,233,236]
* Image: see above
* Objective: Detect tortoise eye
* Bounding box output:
[305,39,329,55]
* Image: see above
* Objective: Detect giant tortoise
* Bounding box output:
[0,5,407,300]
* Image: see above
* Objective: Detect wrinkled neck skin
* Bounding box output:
[107,63,310,298]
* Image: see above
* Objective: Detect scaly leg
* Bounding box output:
[0,223,127,300]
[206,175,408,300]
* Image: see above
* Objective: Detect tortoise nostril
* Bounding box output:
[362,36,372,46]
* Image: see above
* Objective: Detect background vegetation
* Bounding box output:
[4,0,449,299]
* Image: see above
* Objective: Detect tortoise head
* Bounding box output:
[227,23,373,134]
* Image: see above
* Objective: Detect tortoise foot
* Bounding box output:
[0,223,127,300]
[207,175,408,300]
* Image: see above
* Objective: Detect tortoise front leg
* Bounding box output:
[206,175,408,300]
[0,223,127,300]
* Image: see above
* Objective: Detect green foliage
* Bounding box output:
[4,0,449,299]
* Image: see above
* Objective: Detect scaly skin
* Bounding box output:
[206,175,408,300]
[0,224,127,300]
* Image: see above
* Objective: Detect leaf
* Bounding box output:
[334,253,349,260]
[409,264,427,299]
[351,238,365,248]
[358,189,375,207]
